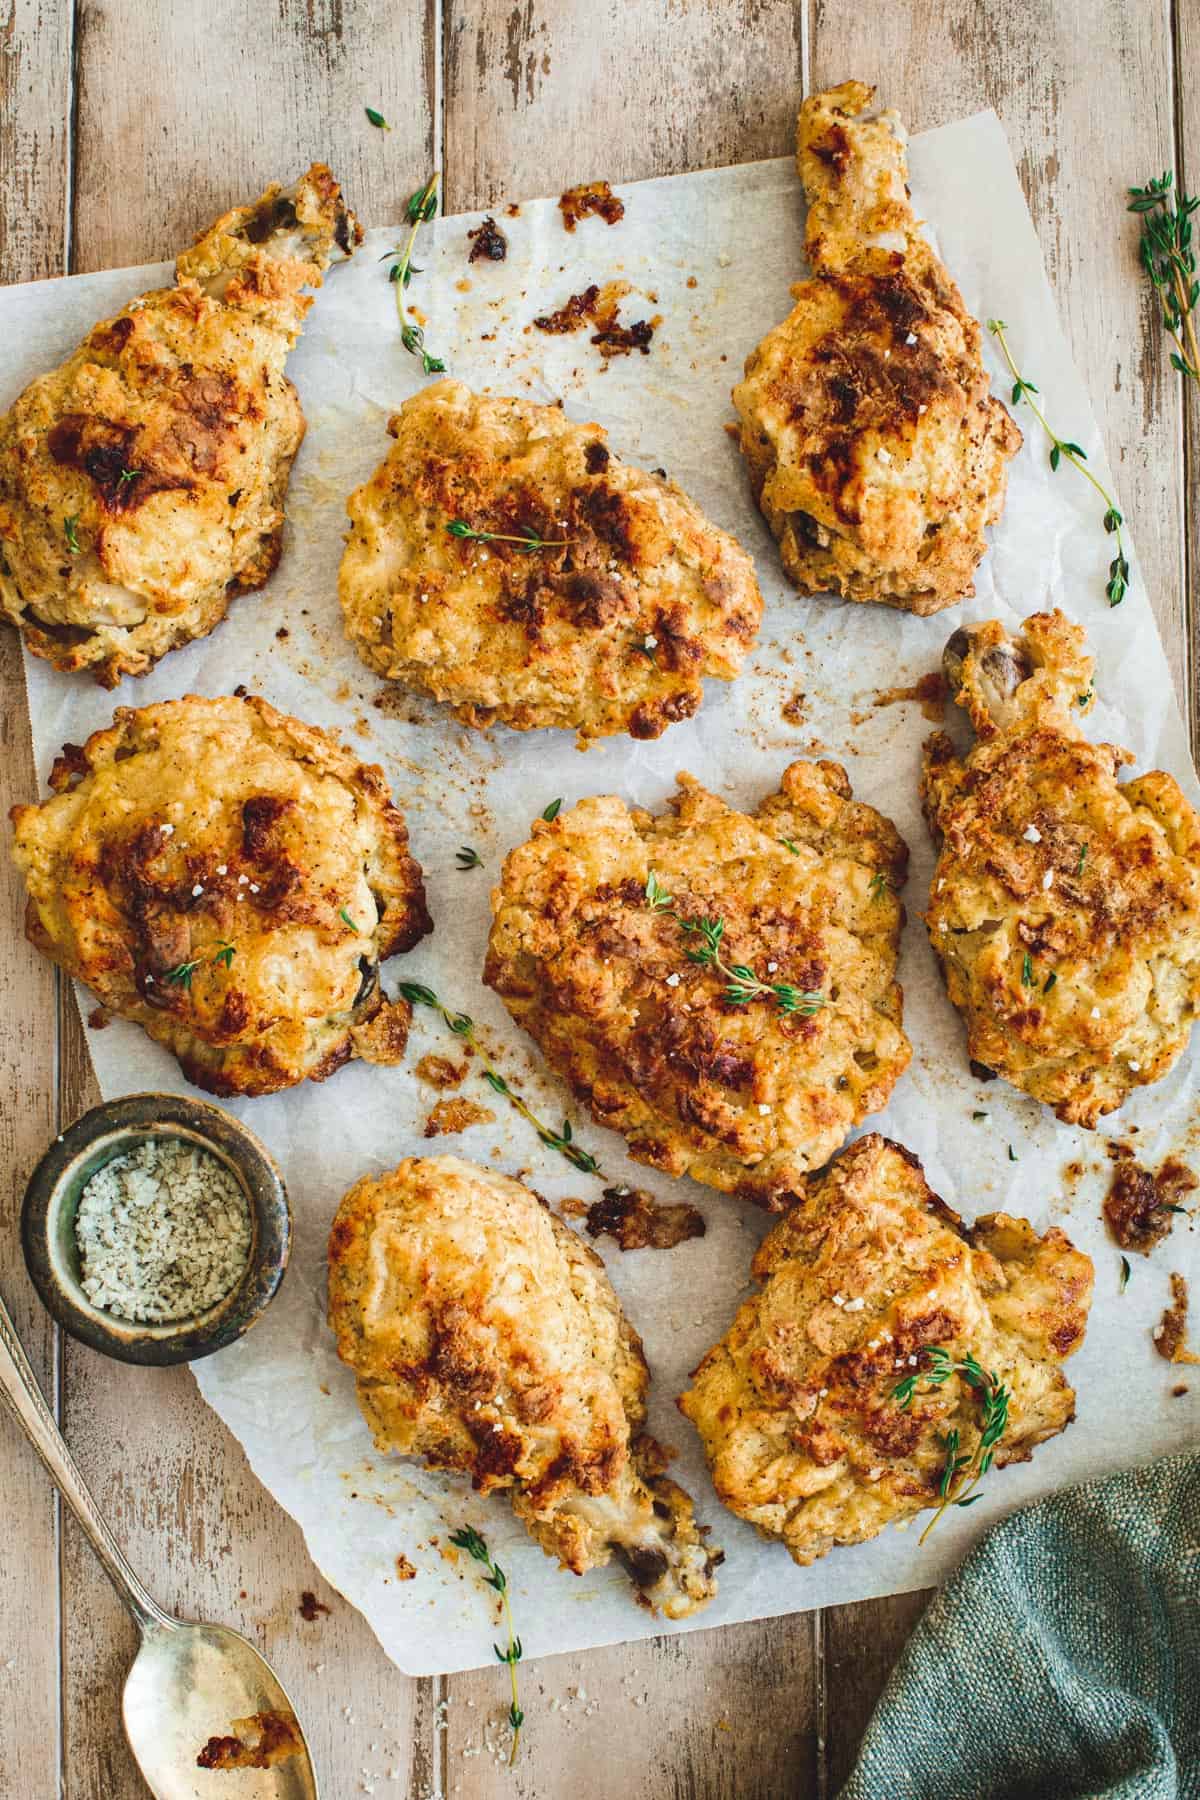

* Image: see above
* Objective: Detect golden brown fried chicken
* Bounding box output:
[327,1155,720,1617]
[485,760,910,1209]
[923,609,1200,1126]
[679,1135,1092,1564]
[339,380,762,746]
[732,82,1021,613]
[10,694,430,1096]
[0,166,361,684]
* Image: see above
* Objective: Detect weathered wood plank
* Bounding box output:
[443,1614,821,1800]
[0,5,74,1796]
[442,0,806,210]
[807,0,1187,1763]
[1175,0,1200,752]
[821,1592,930,1793]
[57,4,437,1793]
[441,9,826,1796]
[71,0,439,268]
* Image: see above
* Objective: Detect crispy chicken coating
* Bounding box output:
[327,1154,721,1617]
[485,760,910,1208]
[10,695,430,1096]
[339,381,762,746]
[0,165,361,684]
[732,82,1021,613]
[679,1135,1092,1564]
[923,609,1200,1126]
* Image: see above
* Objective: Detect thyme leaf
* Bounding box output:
[64,514,81,555]
[541,797,563,822]
[643,872,825,1015]
[339,906,360,934]
[1128,172,1200,384]
[988,319,1130,606]
[449,1526,523,1764]
[891,1347,1010,1542]
[382,172,445,374]
[455,845,484,870]
[398,982,601,1177]
[365,106,391,130]
[446,519,570,552]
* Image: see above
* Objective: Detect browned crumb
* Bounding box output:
[559,1197,589,1217]
[423,1096,495,1138]
[1154,1273,1200,1364]
[467,216,508,263]
[275,626,289,640]
[1172,1383,1190,1397]
[505,202,521,218]
[532,279,657,357]
[197,1710,303,1771]
[415,1053,467,1091]
[686,276,699,289]
[559,179,624,231]
[584,1185,706,1251]
[395,1553,417,1581]
[875,672,947,721]
[298,1590,330,1622]
[1105,1156,1196,1255]
[782,691,807,726]
[87,1006,111,1029]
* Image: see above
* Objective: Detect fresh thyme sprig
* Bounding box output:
[987,319,1130,607]
[117,467,141,488]
[448,1526,523,1765]
[455,845,484,870]
[644,872,825,1016]
[64,514,81,555]
[383,173,445,375]
[1129,173,1200,383]
[446,519,569,552]
[892,1347,1010,1543]
[161,942,236,989]
[398,981,601,1176]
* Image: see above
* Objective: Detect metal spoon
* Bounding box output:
[0,1289,319,1799]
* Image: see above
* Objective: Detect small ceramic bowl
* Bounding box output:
[21,1093,290,1366]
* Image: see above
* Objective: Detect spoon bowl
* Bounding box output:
[0,1286,319,1798]
[123,1619,318,1799]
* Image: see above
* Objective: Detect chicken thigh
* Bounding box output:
[923,608,1200,1124]
[328,1154,720,1617]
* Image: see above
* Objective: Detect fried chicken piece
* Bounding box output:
[485,760,910,1209]
[679,1134,1092,1564]
[327,1154,720,1617]
[731,82,1021,613]
[0,165,361,684]
[10,695,430,1096]
[339,380,762,746]
[922,609,1200,1126]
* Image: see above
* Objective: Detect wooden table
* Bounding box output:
[1,3,1195,1794]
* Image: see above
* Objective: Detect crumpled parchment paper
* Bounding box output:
[5,110,1198,1673]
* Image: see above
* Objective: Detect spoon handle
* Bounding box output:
[0,1288,171,1635]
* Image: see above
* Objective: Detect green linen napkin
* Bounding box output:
[840,1452,1200,1800]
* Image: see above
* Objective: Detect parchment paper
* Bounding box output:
[5,112,1199,1674]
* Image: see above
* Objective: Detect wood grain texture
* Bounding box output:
[0,5,73,1795]
[70,0,438,270]
[442,1614,820,1800]
[56,6,437,1794]
[1176,0,1200,752]
[1,0,1197,1795]
[442,0,806,209]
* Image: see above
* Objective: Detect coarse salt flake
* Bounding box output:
[75,1136,251,1324]
[1023,825,1042,843]
[191,883,204,897]
[1043,869,1055,890]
